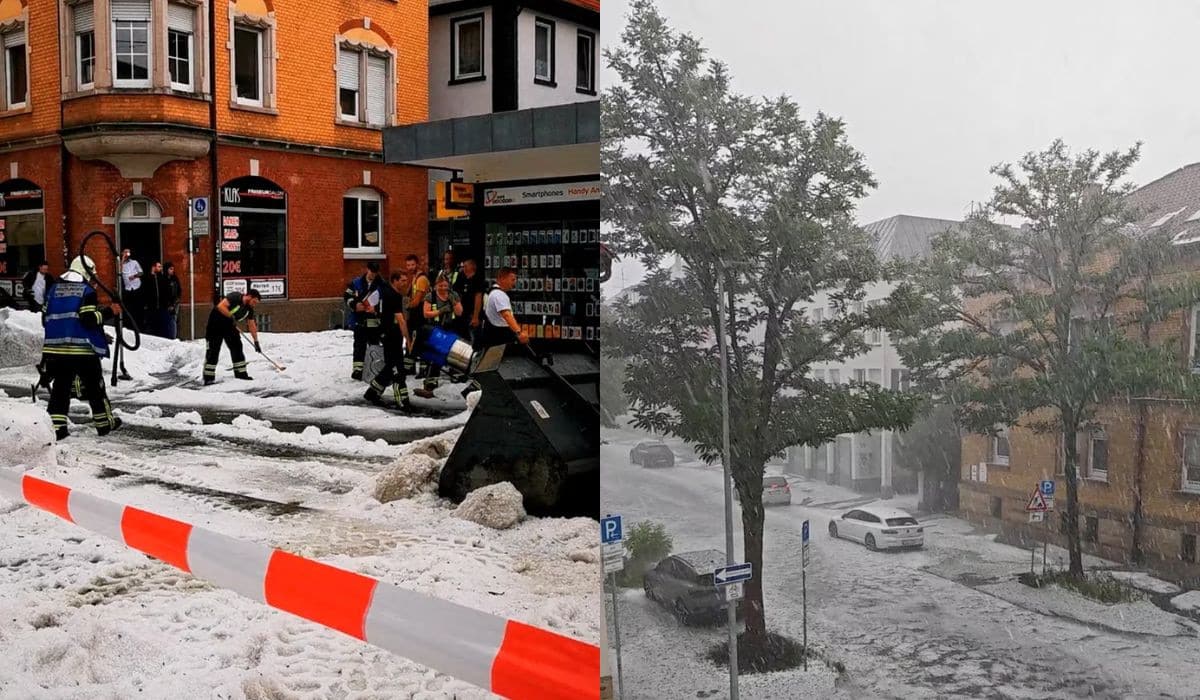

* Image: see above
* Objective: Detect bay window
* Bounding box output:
[112,0,151,87]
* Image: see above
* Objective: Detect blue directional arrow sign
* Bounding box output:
[713,562,752,586]
[600,515,623,545]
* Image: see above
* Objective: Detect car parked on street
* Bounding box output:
[629,441,675,468]
[828,505,924,550]
[643,549,745,624]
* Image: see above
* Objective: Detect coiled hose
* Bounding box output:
[78,230,141,386]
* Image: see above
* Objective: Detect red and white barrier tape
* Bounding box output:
[0,469,599,700]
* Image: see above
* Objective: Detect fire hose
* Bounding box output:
[78,230,141,387]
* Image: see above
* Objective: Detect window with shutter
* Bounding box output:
[365,55,387,126]
[338,48,359,119]
[112,0,151,86]
[2,28,26,109]
[167,3,194,90]
[74,3,96,89]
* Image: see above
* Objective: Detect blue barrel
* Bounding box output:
[419,326,473,371]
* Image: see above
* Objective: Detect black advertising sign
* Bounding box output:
[221,176,287,211]
[0,179,44,213]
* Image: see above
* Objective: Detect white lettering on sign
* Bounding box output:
[222,216,240,227]
[222,188,241,204]
[223,228,239,240]
[221,241,241,252]
[483,181,601,207]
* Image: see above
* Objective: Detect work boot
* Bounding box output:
[97,417,123,437]
[235,373,253,381]
[364,389,385,406]
[351,371,363,381]
[203,377,215,385]
[119,371,133,381]
[397,399,417,413]
[414,388,435,399]
[55,426,69,441]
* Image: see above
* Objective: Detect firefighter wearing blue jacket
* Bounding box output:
[43,256,123,440]
[343,262,383,380]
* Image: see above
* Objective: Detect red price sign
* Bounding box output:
[222,260,242,275]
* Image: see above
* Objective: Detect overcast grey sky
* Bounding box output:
[602,0,1200,227]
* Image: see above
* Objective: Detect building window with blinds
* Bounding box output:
[112,0,151,87]
[343,188,382,254]
[234,25,263,105]
[1,25,25,110]
[533,18,555,86]
[73,2,95,90]
[337,46,390,127]
[167,3,194,91]
[576,28,596,95]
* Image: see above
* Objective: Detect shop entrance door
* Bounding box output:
[118,222,162,276]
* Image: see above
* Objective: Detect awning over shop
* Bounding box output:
[382,102,599,183]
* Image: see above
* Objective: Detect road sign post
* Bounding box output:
[188,196,210,340]
[1026,483,1054,575]
[601,516,625,700]
[801,520,809,671]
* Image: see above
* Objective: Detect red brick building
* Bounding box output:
[0,0,429,336]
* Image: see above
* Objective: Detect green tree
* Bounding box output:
[603,0,919,654]
[893,140,1200,577]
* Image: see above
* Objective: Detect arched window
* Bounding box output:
[343,186,381,255]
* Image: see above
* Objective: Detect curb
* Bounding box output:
[0,468,599,700]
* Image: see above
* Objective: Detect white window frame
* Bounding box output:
[576,28,595,94]
[451,13,484,82]
[112,15,152,88]
[1190,305,1200,373]
[343,187,382,255]
[2,31,27,110]
[1183,430,1200,493]
[533,17,555,85]
[168,28,193,91]
[76,30,95,90]
[336,45,393,128]
[811,307,824,324]
[992,427,1011,466]
[233,24,263,107]
[867,368,882,386]
[867,299,882,344]
[1087,429,1108,482]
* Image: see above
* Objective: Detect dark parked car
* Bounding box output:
[629,441,675,468]
[643,549,745,625]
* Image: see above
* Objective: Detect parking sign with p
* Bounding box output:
[601,515,623,545]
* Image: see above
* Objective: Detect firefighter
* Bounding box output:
[43,255,123,440]
[364,270,415,412]
[203,289,261,385]
[403,254,431,381]
[343,261,383,380]
[414,275,464,398]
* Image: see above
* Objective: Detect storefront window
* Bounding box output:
[0,178,45,305]
[220,176,287,298]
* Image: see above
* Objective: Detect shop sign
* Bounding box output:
[0,179,44,213]
[222,241,241,253]
[445,181,475,209]
[222,279,248,296]
[482,181,600,207]
[221,177,287,211]
[249,278,286,298]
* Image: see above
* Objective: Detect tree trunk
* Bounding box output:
[737,467,768,647]
[1131,401,1148,565]
[1062,426,1084,577]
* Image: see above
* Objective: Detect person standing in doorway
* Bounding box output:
[162,261,182,340]
[203,289,261,385]
[120,248,144,327]
[143,261,166,336]
[21,260,51,312]
[452,258,485,345]
[479,267,529,348]
[343,261,383,380]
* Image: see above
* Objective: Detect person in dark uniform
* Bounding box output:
[364,270,415,412]
[403,254,431,381]
[452,258,485,345]
[478,267,529,348]
[43,256,123,440]
[343,261,383,380]
[203,289,261,385]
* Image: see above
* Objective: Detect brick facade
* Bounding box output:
[1,0,429,335]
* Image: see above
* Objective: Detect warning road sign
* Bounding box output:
[1025,489,1050,512]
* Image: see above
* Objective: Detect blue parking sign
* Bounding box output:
[802,520,810,544]
[1040,480,1055,496]
[601,515,623,544]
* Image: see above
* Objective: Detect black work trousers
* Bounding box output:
[46,355,113,433]
[352,323,381,375]
[367,334,411,405]
[203,313,248,381]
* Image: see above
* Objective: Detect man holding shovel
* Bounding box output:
[203,289,261,385]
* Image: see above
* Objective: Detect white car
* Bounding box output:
[762,476,792,506]
[828,505,924,550]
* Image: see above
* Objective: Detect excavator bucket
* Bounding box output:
[439,344,599,519]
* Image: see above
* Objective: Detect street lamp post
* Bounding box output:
[716,261,739,700]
